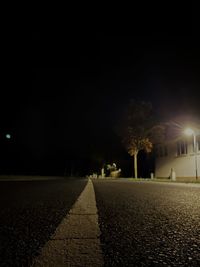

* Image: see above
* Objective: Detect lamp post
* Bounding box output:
[184,128,198,180]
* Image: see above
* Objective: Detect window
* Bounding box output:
[155,145,168,157]
[164,146,168,156]
[197,135,200,152]
[191,135,200,152]
[177,140,188,156]
[159,146,163,157]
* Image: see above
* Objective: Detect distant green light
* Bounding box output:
[6,134,11,139]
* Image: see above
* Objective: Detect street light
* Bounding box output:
[184,128,198,180]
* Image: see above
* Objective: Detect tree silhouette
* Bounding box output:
[119,99,161,178]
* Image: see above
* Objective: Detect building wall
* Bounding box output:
[155,140,200,179]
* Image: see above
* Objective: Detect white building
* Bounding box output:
[155,121,200,181]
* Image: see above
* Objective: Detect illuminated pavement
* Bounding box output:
[1,178,200,266]
[93,180,200,267]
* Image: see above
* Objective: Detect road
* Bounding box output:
[93,180,200,266]
[0,178,200,266]
[0,178,87,267]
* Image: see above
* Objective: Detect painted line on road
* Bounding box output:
[32,179,104,267]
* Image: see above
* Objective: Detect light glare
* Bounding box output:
[184,128,194,136]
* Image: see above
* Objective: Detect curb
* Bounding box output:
[32,179,104,267]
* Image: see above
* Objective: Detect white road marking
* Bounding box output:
[32,179,104,267]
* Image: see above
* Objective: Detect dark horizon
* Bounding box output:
[1,9,199,176]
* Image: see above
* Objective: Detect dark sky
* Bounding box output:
[1,6,200,175]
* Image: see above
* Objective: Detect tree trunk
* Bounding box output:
[134,152,138,178]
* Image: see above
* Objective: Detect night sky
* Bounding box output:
[1,6,199,176]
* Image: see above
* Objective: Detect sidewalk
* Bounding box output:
[128,177,200,186]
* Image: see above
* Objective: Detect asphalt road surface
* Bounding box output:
[93,180,200,266]
[1,178,200,267]
[0,178,87,267]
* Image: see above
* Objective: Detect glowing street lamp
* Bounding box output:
[184,128,198,180]
[184,128,194,136]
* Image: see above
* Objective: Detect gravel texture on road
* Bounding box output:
[0,178,87,267]
[93,180,200,267]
